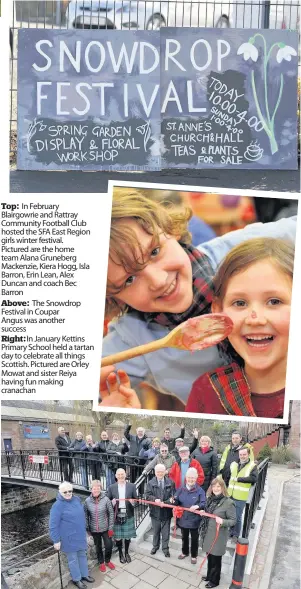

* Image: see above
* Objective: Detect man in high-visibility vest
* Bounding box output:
[227,447,258,541]
[219,431,254,487]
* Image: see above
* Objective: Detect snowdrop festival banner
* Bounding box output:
[17,29,161,171]
[17,28,298,170]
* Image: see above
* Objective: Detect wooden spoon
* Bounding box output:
[101,313,233,367]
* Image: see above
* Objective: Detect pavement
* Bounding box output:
[268,475,300,589]
[9,168,300,194]
[66,548,232,589]
[248,465,300,589]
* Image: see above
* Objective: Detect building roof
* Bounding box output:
[1,400,82,413]
[109,419,126,427]
[1,405,95,424]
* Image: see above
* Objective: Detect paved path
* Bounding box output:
[248,465,300,589]
[10,168,300,194]
[268,475,300,589]
[67,549,231,589]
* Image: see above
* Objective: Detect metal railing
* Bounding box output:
[9,0,300,165]
[1,533,63,588]
[1,449,151,491]
[1,465,152,585]
[241,457,269,538]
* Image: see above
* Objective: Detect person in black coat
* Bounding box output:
[107,468,137,563]
[191,436,218,492]
[170,430,199,458]
[82,435,101,480]
[161,424,185,452]
[145,464,175,557]
[55,426,73,482]
[94,431,116,486]
[106,432,127,474]
[124,424,151,483]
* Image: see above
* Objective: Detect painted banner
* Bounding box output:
[17,29,161,171]
[17,29,298,170]
[161,28,298,169]
[23,424,51,439]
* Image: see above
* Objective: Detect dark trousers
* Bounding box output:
[60,457,73,482]
[89,461,101,480]
[231,499,246,537]
[129,465,145,494]
[152,518,171,552]
[91,531,113,564]
[207,553,222,585]
[181,527,199,558]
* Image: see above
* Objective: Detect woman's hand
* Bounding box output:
[169,497,175,503]
[215,516,223,525]
[53,542,61,551]
[189,505,199,511]
[111,498,117,507]
[99,367,141,409]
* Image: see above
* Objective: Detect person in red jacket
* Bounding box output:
[169,447,204,489]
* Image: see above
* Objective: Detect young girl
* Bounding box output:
[185,237,294,418]
[100,188,296,411]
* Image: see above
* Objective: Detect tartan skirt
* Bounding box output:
[114,516,137,540]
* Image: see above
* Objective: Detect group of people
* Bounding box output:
[55,426,130,486]
[50,428,258,589]
[55,423,201,486]
[99,188,295,417]
[144,430,257,588]
[49,468,137,589]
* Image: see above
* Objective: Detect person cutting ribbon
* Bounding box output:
[199,478,237,588]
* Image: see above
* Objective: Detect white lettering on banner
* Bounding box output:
[190,39,212,72]
[32,40,53,71]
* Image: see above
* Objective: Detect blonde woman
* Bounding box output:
[191,436,218,491]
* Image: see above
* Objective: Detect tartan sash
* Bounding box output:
[142,243,215,328]
[208,363,257,417]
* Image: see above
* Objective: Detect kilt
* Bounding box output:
[114,516,137,540]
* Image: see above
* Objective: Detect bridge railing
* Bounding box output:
[241,457,269,538]
[1,449,151,491]
[1,450,270,537]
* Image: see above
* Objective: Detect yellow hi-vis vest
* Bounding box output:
[227,460,256,501]
[219,443,254,472]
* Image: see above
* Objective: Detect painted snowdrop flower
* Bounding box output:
[276,44,297,63]
[137,124,147,135]
[237,41,259,62]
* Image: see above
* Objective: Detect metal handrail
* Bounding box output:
[1,533,49,556]
[1,546,54,573]
[241,457,269,538]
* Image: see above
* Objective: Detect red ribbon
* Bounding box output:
[113,497,221,573]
